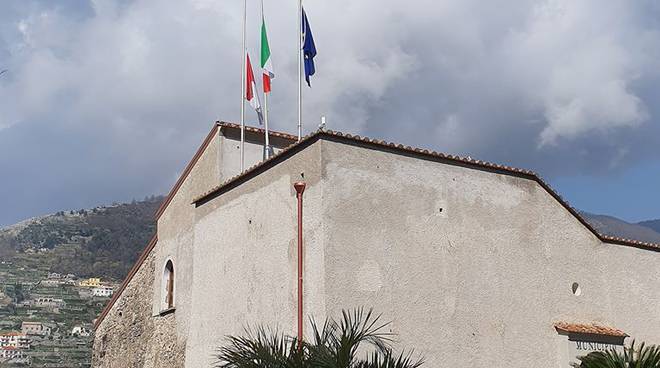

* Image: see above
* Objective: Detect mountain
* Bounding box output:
[0,196,162,280]
[638,219,660,234]
[582,213,660,244]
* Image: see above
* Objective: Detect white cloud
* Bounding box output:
[0,0,659,224]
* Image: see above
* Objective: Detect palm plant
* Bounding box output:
[215,308,423,368]
[573,341,660,368]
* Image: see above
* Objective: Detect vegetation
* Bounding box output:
[574,341,660,368]
[0,196,162,280]
[215,308,423,368]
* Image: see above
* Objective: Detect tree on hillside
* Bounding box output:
[215,308,423,368]
[573,341,660,368]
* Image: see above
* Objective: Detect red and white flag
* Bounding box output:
[246,53,263,124]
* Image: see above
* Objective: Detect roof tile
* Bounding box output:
[555,322,627,337]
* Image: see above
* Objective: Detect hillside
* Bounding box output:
[582,213,660,244]
[0,196,162,281]
[638,219,660,234]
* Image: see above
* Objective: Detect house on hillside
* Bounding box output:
[0,346,28,363]
[21,321,51,337]
[91,286,113,298]
[71,326,91,337]
[0,332,30,349]
[92,122,660,368]
[79,278,102,288]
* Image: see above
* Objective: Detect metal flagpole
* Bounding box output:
[264,91,271,158]
[297,0,303,141]
[263,0,271,159]
[240,0,247,171]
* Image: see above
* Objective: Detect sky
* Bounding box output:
[0,0,659,227]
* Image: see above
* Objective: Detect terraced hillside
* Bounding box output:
[0,196,162,281]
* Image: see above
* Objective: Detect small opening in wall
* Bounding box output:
[439,208,443,213]
[300,172,305,179]
[248,219,252,224]
[162,260,175,311]
[118,311,123,317]
[571,282,582,296]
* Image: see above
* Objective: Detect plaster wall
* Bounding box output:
[153,128,286,339]
[153,129,222,342]
[94,126,293,368]
[318,139,660,367]
[185,142,325,368]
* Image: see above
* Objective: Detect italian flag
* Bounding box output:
[246,53,263,123]
[260,16,274,93]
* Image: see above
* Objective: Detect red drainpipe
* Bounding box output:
[294,182,306,349]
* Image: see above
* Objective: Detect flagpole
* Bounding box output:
[240,0,247,172]
[262,0,271,159]
[264,89,271,158]
[297,0,303,141]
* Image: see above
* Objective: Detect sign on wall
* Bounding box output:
[567,338,624,366]
[555,322,627,367]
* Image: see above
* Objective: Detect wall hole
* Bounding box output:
[571,282,582,296]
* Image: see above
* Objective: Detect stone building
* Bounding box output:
[92,122,660,368]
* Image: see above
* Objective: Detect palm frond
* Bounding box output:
[354,350,424,368]
[573,340,660,368]
[215,326,303,368]
[215,308,423,368]
[309,308,394,368]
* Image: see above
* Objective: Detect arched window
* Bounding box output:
[162,260,175,310]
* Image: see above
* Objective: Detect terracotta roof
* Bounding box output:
[0,332,24,337]
[555,322,628,337]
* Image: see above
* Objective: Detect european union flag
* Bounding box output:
[302,8,316,87]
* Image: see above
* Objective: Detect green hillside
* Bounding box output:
[0,196,162,281]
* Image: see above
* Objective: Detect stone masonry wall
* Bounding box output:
[92,250,185,368]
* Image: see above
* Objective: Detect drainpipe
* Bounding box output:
[294,182,306,349]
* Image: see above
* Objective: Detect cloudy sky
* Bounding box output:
[0,0,659,226]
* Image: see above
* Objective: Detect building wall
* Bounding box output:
[92,251,185,368]
[317,139,660,367]
[94,125,293,367]
[152,128,289,340]
[94,133,660,368]
[185,142,325,368]
[152,128,222,343]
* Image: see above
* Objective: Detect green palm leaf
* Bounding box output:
[215,308,423,368]
[574,341,660,368]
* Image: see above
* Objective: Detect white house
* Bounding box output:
[0,332,30,349]
[71,326,91,337]
[0,346,27,361]
[92,286,114,298]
